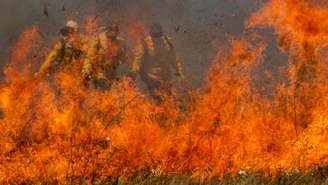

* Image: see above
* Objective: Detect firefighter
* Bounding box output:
[130,22,184,103]
[82,22,127,90]
[36,20,84,78]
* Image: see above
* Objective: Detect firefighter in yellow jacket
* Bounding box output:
[36,20,85,77]
[131,22,184,102]
[82,22,127,90]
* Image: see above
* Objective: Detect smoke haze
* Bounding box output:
[0,0,270,86]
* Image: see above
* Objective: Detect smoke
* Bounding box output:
[2,1,328,182]
[0,0,265,87]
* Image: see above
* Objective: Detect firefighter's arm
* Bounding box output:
[175,56,185,81]
[82,37,98,79]
[37,41,63,77]
[82,58,92,80]
[116,38,128,65]
[131,41,145,74]
[166,37,185,80]
[118,43,128,65]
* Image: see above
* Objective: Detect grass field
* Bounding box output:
[12,166,328,185]
[116,168,328,185]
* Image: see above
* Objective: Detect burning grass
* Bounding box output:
[1,0,328,184]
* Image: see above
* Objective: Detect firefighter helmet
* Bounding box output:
[66,20,79,32]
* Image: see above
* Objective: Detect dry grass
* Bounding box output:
[11,166,328,185]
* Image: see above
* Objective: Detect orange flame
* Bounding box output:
[1,1,328,183]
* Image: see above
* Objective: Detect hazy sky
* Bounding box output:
[0,0,269,86]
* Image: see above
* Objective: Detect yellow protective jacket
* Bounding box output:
[38,35,85,76]
[83,34,127,81]
[131,35,184,82]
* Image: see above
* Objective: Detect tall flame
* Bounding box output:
[1,0,328,183]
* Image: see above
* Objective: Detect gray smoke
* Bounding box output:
[0,0,269,87]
